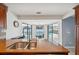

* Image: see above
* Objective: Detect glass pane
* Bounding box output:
[53,23,59,39]
[22,24,32,40]
[52,23,60,45]
[36,25,44,39]
[48,24,53,42]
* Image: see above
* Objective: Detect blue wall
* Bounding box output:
[62,16,75,47]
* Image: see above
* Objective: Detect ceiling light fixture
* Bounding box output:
[36,12,41,14]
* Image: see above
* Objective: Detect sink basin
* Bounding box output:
[7,41,37,50]
[7,42,29,49]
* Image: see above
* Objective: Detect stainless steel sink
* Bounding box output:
[7,42,30,49]
[7,41,37,50]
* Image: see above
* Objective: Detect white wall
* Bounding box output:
[6,10,21,39]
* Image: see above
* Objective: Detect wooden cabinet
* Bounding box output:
[74,5,79,55]
[0,4,7,50]
[75,8,79,25]
[0,3,7,29]
[76,25,79,54]
[0,39,6,50]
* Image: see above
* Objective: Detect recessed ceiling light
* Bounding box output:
[36,12,41,14]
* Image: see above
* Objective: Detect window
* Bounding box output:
[22,24,32,40]
[48,24,53,42]
[48,23,60,43]
[53,23,59,40]
[36,25,44,39]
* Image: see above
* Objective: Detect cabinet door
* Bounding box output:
[76,25,79,54]
[75,8,79,25]
[0,6,4,28]
[0,40,6,50]
[0,4,7,28]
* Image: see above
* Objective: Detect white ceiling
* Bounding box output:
[5,3,78,16]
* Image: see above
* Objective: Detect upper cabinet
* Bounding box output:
[74,5,79,25]
[74,5,79,55]
[0,3,7,29]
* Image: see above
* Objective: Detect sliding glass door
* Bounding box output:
[53,23,60,44]
[36,25,44,40]
[23,24,32,40]
[48,23,60,44]
[48,24,53,42]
